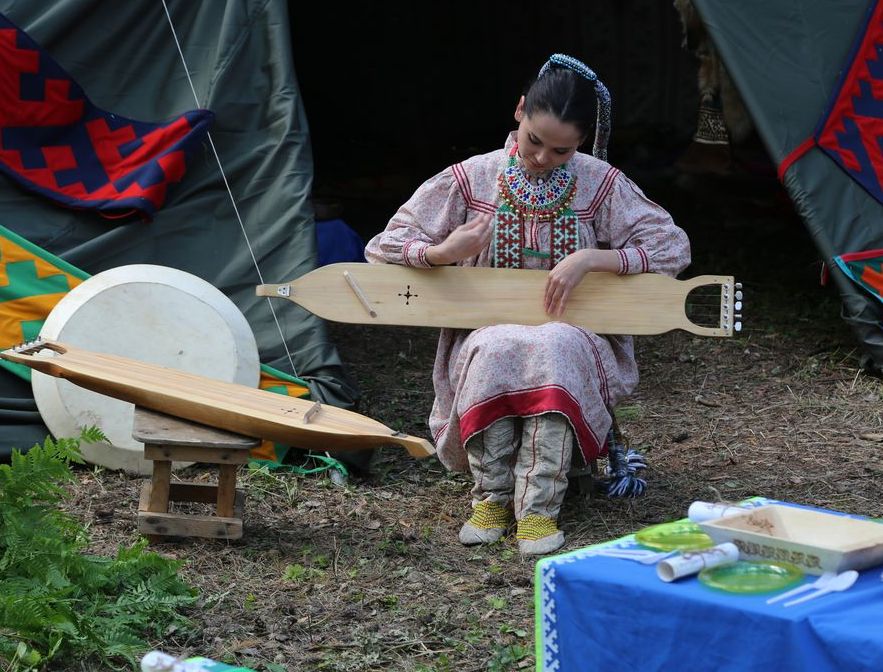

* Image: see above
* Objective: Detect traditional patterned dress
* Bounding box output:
[365,132,690,481]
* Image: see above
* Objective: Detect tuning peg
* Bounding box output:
[735,321,743,332]
[735,301,742,311]
[735,290,743,300]
[735,282,743,289]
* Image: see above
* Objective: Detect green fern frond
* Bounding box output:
[0,428,196,668]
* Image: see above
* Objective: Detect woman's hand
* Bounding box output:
[425,213,493,265]
[545,249,623,316]
[545,249,594,317]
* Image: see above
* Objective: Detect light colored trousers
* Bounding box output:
[464,413,574,520]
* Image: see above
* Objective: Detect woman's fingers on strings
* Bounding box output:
[544,277,563,315]
[551,287,569,316]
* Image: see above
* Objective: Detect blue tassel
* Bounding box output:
[599,430,647,498]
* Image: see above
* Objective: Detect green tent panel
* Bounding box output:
[693,0,883,372]
[0,0,357,456]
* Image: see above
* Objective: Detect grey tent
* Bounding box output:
[692,0,883,373]
[0,0,357,456]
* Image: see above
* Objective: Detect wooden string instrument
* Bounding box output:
[0,340,434,458]
[256,263,743,337]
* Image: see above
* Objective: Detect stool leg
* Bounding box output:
[217,463,238,518]
[149,459,172,512]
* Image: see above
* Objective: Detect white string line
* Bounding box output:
[160,0,299,379]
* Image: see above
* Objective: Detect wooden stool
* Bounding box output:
[134,407,259,541]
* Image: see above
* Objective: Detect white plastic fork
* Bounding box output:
[782,570,859,607]
[766,571,836,605]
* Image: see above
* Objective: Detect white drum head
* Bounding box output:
[33,264,260,475]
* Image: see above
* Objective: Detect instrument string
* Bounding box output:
[160,1,300,379]
[685,287,742,328]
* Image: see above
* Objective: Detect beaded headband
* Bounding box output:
[537,53,611,162]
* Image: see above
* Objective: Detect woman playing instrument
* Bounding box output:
[365,54,691,555]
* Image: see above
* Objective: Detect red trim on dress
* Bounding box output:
[453,162,496,215]
[459,385,604,463]
[636,247,649,273]
[617,248,628,274]
[452,162,473,205]
[402,240,429,267]
[471,201,497,215]
[576,167,619,217]
[517,419,540,515]
[575,327,610,405]
[401,240,414,267]
[433,421,449,445]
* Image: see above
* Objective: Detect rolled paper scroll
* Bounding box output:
[688,501,753,523]
[657,542,739,582]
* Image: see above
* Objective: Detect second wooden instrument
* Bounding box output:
[256,263,742,337]
[1,340,434,458]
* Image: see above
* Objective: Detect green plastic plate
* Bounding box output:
[698,561,804,594]
[634,521,714,551]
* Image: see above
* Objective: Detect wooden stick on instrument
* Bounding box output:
[256,263,742,337]
[302,400,322,424]
[1,340,434,458]
[343,270,377,318]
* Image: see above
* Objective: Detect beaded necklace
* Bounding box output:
[493,144,579,269]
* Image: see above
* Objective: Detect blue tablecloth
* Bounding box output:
[535,505,883,672]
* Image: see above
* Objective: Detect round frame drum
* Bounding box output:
[33,265,260,474]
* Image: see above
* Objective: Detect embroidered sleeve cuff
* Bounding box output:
[615,248,650,275]
[401,239,433,268]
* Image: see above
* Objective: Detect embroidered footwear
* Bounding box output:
[516,515,565,556]
[458,500,513,545]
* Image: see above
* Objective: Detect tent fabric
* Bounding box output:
[0,0,358,457]
[0,220,314,464]
[692,0,883,372]
[0,12,214,219]
[0,223,88,381]
[834,249,883,303]
[814,2,883,206]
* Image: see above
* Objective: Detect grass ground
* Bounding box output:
[60,166,882,671]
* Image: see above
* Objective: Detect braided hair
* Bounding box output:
[523,54,611,161]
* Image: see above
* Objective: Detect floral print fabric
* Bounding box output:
[365,133,690,471]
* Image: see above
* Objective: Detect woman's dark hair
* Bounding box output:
[523,68,597,140]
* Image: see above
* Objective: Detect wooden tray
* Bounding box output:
[256,263,741,337]
[1,340,434,458]
[699,504,883,575]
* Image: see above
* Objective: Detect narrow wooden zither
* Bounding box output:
[257,263,742,337]
[1,340,434,458]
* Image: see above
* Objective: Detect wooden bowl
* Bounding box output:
[698,504,883,575]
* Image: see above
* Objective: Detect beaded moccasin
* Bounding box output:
[458,500,513,545]
[516,514,565,556]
